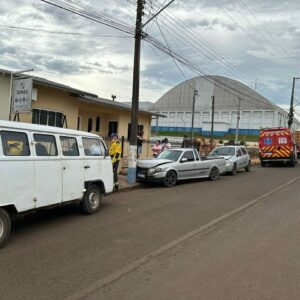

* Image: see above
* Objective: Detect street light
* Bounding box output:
[8,68,34,120]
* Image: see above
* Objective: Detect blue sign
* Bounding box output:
[264,138,273,145]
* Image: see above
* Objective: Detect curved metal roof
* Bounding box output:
[151,75,284,113]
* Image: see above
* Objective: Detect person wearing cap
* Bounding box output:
[109,134,122,189]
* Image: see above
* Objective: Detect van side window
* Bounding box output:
[60,136,79,156]
[33,134,58,156]
[82,138,106,156]
[1,131,30,156]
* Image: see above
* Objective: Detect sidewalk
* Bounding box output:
[118,174,141,191]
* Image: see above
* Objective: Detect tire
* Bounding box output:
[261,162,266,167]
[245,161,251,172]
[0,208,11,249]
[81,184,102,214]
[163,171,177,187]
[290,158,295,167]
[209,167,219,181]
[231,163,237,175]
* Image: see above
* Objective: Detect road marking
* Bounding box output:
[67,175,300,300]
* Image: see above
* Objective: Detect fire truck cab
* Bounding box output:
[259,128,297,167]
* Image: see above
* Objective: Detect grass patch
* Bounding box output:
[152,131,259,142]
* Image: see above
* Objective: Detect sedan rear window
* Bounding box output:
[210,147,235,156]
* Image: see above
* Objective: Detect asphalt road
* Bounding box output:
[1,164,300,300]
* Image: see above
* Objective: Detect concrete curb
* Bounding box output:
[118,183,141,193]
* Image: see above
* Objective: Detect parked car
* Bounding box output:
[207,145,251,175]
[259,128,297,167]
[0,121,114,248]
[136,148,226,187]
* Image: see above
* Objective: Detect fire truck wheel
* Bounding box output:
[261,162,266,167]
[290,159,295,167]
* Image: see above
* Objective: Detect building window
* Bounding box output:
[96,117,100,132]
[108,121,118,137]
[88,118,93,132]
[32,109,63,127]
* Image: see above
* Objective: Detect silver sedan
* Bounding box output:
[207,146,251,175]
[137,148,226,187]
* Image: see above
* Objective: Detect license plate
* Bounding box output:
[138,174,145,178]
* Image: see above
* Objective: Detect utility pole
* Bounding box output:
[288,77,300,129]
[210,95,215,151]
[235,97,241,145]
[128,0,144,184]
[191,89,198,141]
[128,0,174,184]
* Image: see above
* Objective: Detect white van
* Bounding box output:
[0,121,114,248]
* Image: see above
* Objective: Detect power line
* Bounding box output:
[238,0,292,59]
[144,0,289,102]
[0,24,132,38]
[40,0,135,35]
[143,2,258,86]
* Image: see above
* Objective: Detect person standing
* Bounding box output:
[151,140,162,157]
[181,135,189,148]
[109,134,122,190]
[161,138,171,151]
[137,131,144,158]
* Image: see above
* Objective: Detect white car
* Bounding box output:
[137,148,226,187]
[207,146,251,175]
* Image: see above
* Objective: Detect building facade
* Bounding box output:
[0,69,156,157]
[151,75,299,136]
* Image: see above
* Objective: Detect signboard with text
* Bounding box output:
[11,77,33,114]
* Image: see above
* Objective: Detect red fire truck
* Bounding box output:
[259,128,297,167]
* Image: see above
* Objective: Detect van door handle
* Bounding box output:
[63,166,66,170]
[84,165,90,169]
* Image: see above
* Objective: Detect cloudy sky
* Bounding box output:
[1,0,300,114]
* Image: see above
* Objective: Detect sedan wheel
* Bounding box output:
[209,167,219,181]
[163,171,177,187]
[231,163,237,175]
[245,161,251,172]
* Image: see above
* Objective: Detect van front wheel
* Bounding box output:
[81,184,102,214]
[0,208,11,249]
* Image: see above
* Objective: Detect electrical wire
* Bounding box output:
[0,24,132,38]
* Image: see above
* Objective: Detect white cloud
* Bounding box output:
[0,0,299,107]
